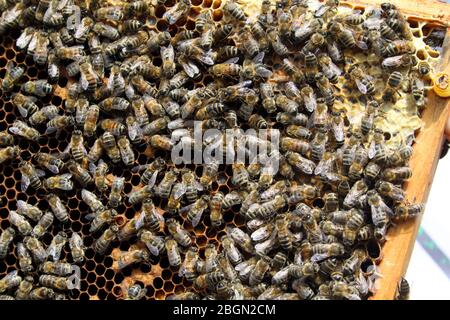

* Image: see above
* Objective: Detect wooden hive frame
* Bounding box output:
[340,0,450,300]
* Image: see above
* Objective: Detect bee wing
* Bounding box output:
[303,92,317,112]
[224,57,240,64]
[332,120,345,142]
[131,164,148,173]
[356,40,368,50]
[135,211,146,230]
[382,56,403,68]
[147,170,159,189]
[8,125,22,136]
[128,123,142,141]
[163,3,185,24]
[252,51,265,64]
[314,158,331,175]
[36,169,46,178]
[355,78,368,94]
[179,203,194,216]
[146,242,160,256]
[17,104,29,118]
[88,162,97,175]
[21,174,31,192]
[380,200,394,217]
[198,50,215,65]
[5,60,14,72]
[368,140,376,159]
[255,66,273,78]
[16,199,27,211]
[173,182,186,200]
[84,212,96,220]
[181,60,200,79]
[310,253,329,262]
[251,226,271,242]
[193,180,204,192]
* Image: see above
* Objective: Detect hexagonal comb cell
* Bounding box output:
[0,0,446,301]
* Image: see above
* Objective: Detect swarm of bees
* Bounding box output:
[0,0,440,300]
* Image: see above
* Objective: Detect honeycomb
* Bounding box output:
[0,0,447,300]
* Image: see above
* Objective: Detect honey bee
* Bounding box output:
[45,193,69,223]
[39,275,69,291]
[348,65,375,95]
[9,210,32,236]
[9,120,40,141]
[179,247,199,281]
[383,40,414,57]
[23,236,47,263]
[249,256,271,286]
[376,180,405,202]
[241,52,272,80]
[109,176,125,208]
[183,195,209,227]
[156,169,178,199]
[382,166,412,182]
[1,61,24,92]
[160,44,176,78]
[0,132,14,147]
[87,208,118,233]
[29,287,55,300]
[132,158,166,187]
[79,59,99,92]
[165,238,182,267]
[209,192,224,228]
[348,147,369,181]
[367,190,391,229]
[93,224,119,255]
[82,104,99,137]
[15,276,34,300]
[163,0,190,24]
[101,132,121,163]
[16,200,42,223]
[21,79,53,97]
[18,161,44,193]
[286,151,316,175]
[67,160,93,187]
[31,211,53,239]
[86,138,103,163]
[382,71,403,102]
[411,76,426,109]
[150,134,174,151]
[0,146,19,164]
[39,261,72,277]
[395,277,410,300]
[117,136,135,166]
[267,27,288,57]
[12,93,38,119]
[210,59,242,78]
[99,97,130,113]
[0,227,15,259]
[46,231,67,262]
[125,116,144,145]
[99,119,127,136]
[135,199,164,233]
[43,174,73,191]
[329,22,356,48]
[45,115,75,135]
[343,180,369,209]
[0,270,21,294]
[70,232,85,264]
[166,219,191,247]
[81,189,104,215]
[223,0,247,21]
[139,229,165,256]
[395,203,424,219]
[29,104,59,126]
